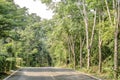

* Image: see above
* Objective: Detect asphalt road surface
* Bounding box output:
[4,67,100,80]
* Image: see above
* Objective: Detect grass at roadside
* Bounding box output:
[0,72,11,80]
[0,66,20,80]
[76,66,120,80]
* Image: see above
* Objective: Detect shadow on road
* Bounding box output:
[20,67,74,72]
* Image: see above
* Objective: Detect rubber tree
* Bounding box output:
[114,0,119,79]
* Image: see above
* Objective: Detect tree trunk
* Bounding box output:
[80,37,82,68]
[114,0,119,79]
[71,35,76,69]
[114,23,118,80]
[98,10,103,73]
[82,0,90,69]
[82,0,96,69]
[67,35,76,69]
[105,0,113,26]
[67,39,71,65]
[79,37,85,68]
[98,29,102,73]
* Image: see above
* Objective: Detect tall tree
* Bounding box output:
[114,0,119,79]
[0,0,28,38]
[81,0,97,69]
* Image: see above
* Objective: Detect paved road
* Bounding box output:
[4,67,100,80]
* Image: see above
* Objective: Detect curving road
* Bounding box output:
[4,67,100,80]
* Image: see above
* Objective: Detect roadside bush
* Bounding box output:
[0,55,6,73]
[0,54,17,73]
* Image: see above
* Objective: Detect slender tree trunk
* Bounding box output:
[80,37,82,68]
[67,39,71,65]
[90,10,96,48]
[82,0,96,69]
[68,35,76,69]
[71,35,76,69]
[98,10,103,73]
[79,37,85,68]
[105,0,113,26]
[82,0,90,69]
[114,22,118,80]
[98,29,102,73]
[114,0,119,79]
[27,53,29,66]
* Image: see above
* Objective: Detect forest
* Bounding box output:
[0,0,120,80]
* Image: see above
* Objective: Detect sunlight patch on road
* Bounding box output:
[23,71,81,77]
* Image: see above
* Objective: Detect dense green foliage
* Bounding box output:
[0,0,120,80]
[0,0,51,75]
[40,0,120,79]
[0,0,27,73]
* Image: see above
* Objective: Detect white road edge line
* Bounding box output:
[76,71,102,80]
[50,74,56,80]
[3,68,21,80]
[53,67,101,80]
[83,73,102,80]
